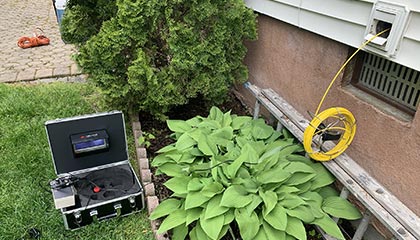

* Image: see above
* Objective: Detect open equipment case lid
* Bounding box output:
[45,111,129,175]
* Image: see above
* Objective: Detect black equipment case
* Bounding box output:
[45,111,144,230]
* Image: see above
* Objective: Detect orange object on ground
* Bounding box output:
[17,28,50,49]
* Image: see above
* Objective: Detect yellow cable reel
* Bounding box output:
[304,107,356,161]
[303,29,389,161]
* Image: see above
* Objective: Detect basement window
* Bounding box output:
[351,52,420,115]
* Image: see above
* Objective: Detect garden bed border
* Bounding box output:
[131,114,169,240]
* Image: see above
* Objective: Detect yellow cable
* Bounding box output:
[314,29,390,116]
[304,29,389,161]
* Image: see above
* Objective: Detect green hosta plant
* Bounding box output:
[150,107,361,240]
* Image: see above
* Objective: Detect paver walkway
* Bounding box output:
[0,0,81,83]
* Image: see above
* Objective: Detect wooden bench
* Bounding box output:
[245,83,420,240]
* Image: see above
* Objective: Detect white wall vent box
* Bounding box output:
[364,1,409,57]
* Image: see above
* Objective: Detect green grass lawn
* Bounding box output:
[0,83,153,240]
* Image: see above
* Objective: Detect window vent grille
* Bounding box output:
[358,53,420,112]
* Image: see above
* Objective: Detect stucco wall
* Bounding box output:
[240,14,420,215]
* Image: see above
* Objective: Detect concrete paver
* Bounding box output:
[0,0,81,83]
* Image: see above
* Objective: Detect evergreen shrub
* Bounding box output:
[60,0,117,44]
[76,0,257,118]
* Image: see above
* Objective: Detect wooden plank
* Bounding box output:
[260,88,420,240]
[245,84,418,240]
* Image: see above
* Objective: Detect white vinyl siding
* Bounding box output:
[245,0,420,72]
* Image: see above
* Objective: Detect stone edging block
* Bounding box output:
[131,114,168,240]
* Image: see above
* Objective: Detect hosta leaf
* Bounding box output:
[167,120,191,133]
[284,162,315,174]
[186,207,202,225]
[158,163,186,177]
[295,182,312,193]
[265,130,282,144]
[317,186,339,198]
[277,186,300,194]
[205,195,229,219]
[311,214,345,240]
[278,144,303,157]
[300,191,323,206]
[220,185,253,208]
[222,111,233,127]
[201,182,224,198]
[227,143,257,178]
[188,178,204,192]
[223,209,235,225]
[284,172,316,186]
[193,221,211,240]
[209,106,224,122]
[172,224,188,240]
[252,119,274,140]
[216,167,229,187]
[237,167,251,179]
[167,152,182,162]
[164,176,190,195]
[151,154,174,167]
[218,225,230,240]
[286,205,315,223]
[254,226,268,240]
[190,162,211,172]
[149,198,181,220]
[259,190,278,216]
[157,209,187,233]
[286,154,313,165]
[211,126,233,140]
[279,194,306,209]
[226,154,246,179]
[235,209,260,240]
[175,133,196,151]
[235,136,248,148]
[285,216,306,240]
[286,234,296,240]
[307,201,325,218]
[263,204,287,231]
[198,134,218,156]
[198,119,221,130]
[245,194,263,216]
[256,167,290,184]
[231,116,252,130]
[156,144,176,153]
[256,152,280,172]
[248,140,267,157]
[189,147,204,156]
[200,214,224,240]
[322,196,362,220]
[241,178,259,193]
[186,116,204,126]
[185,191,211,209]
[179,152,197,163]
[310,163,335,190]
[263,221,286,240]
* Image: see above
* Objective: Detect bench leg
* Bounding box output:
[353,211,372,240]
[253,100,261,120]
